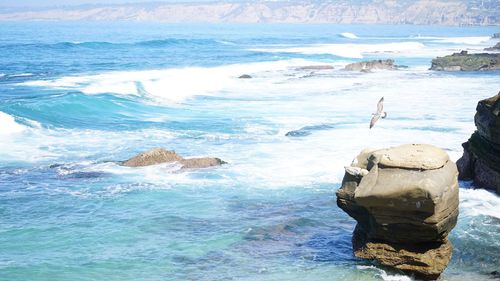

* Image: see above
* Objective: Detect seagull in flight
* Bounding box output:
[370,97,387,129]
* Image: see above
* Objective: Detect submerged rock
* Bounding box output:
[336,144,458,280]
[295,65,334,70]
[457,92,500,194]
[344,59,397,71]
[179,157,226,169]
[238,74,252,79]
[122,148,225,170]
[430,51,500,71]
[485,42,500,51]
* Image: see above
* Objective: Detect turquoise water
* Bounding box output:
[0,22,499,280]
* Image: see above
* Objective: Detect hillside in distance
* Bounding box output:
[0,0,498,25]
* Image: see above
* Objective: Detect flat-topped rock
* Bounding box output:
[122,148,183,167]
[430,51,500,71]
[344,59,397,71]
[372,144,450,170]
[336,144,458,279]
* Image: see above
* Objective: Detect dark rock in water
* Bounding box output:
[285,124,336,137]
[295,65,334,70]
[493,33,500,39]
[430,51,500,71]
[344,59,397,71]
[122,148,183,167]
[238,74,252,79]
[485,42,500,51]
[179,157,226,169]
[122,148,225,170]
[336,144,458,280]
[457,92,500,194]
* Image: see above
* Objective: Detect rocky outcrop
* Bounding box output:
[238,74,252,79]
[493,33,500,39]
[485,42,500,51]
[344,59,397,72]
[336,144,459,280]
[457,93,500,194]
[430,51,500,71]
[122,148,225,169]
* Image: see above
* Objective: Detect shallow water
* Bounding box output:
[0,22,499,280]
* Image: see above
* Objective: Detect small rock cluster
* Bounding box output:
[344,59,397,72]
[122,148,225,169]
[336,144,458,280]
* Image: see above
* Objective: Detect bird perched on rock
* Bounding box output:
[370,97,387,129]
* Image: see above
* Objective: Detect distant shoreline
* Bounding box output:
[0,0,498,26]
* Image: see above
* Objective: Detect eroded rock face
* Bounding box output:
[430,51,500,71]
[336,144,458,280]
[344,59,397,71]
[353,226,453,280]
[457,93,500,194]
[122,148,225,170]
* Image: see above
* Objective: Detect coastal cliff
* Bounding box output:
[0,0,498,25]
[457,93,500,194]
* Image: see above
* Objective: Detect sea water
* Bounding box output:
[0,22,499,281]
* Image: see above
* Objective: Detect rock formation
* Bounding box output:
[457,92,500,194]
[430,51,500,71]
[493,33,500,39]
[344,59,397,72]
[238,74,252,79]
[336,144,459,280]
[485,42,500,51]
[122,148,226,169]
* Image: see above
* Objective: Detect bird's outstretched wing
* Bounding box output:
[376,97,384,114]
[370,114,380,129]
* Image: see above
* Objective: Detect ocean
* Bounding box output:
[0,22,499,281]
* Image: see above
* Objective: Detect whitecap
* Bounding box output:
[357,265,413,281]
[9,73,34,78]
[250,42,426,59]
[437,36,491,45]
[459,188,500,219]
[339,32,358,39]
[0,111,26,135]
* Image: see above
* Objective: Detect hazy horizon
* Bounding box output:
[0,0,226,8]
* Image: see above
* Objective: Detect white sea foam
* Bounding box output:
[250,42,426,58]
[0,112,26,135]
[459,188,500,219]
[8,59,500,189]
[357,265,413,281]
[21,59,333,103]
[436,36,491,45]
[339,32,358,39]
[9,73,34,78]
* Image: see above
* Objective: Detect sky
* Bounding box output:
[0,0,225,8]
